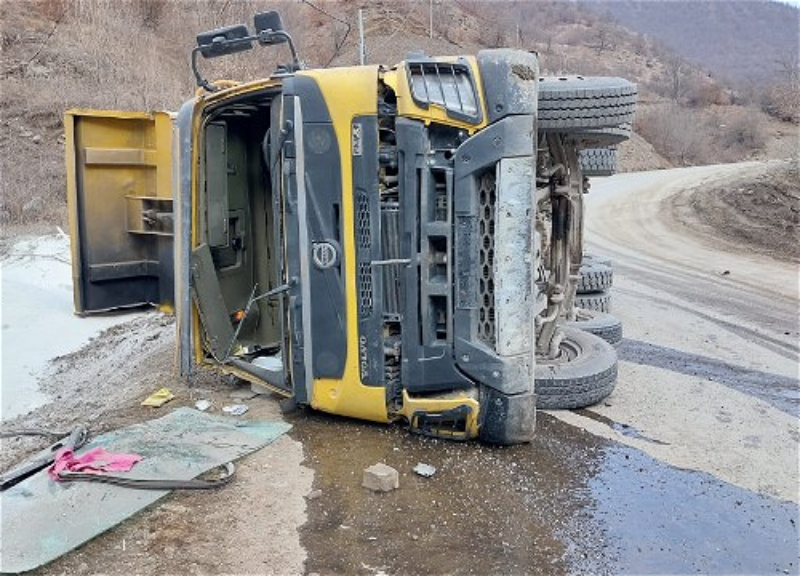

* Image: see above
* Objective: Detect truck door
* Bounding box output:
[279,84,349,406]
[65,110,174,314]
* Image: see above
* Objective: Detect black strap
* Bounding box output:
[56,462,236,491]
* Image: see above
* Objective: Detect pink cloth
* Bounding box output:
[48,446,143,481]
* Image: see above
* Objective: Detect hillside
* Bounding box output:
[0,0,796,229]
[582,0,799,84]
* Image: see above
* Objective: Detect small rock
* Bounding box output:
[307,489,323,500]
[222,404,248,416]
[194,399,211,412]
[413,463,437,478]
[32,135,42,144]
[362,463,399,492]
[720,270,731,276]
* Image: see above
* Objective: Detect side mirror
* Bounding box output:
[254,11,288,45]
[196,24,253,58]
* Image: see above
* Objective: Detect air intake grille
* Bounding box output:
[407,61,480,122]
[356,192,371,250]
[358,262,374,317]
[477,171,496,347]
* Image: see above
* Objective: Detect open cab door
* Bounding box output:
[180,86,295,398]
[65,109,175,314]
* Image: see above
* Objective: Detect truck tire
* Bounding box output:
[535,327,617,409]
[575,291,611,313]
[538,76,637,139]
[564,309,622,346]
[578,261,613,293]
[579,147,618,176]
[583,253,612,268]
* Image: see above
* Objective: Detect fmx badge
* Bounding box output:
[352,122,363,157]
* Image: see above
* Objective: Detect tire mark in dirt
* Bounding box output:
[613,284,799,362]
[618,338,799,416]
[588,239,798,356]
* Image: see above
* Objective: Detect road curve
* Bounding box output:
[552,161,800,504]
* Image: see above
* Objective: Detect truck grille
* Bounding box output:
[477,171,496,347]
[358,262,374,317]
[356,191,371,250]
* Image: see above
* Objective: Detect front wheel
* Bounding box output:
[535,326,618,409]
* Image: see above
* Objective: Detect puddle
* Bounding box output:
[592,446,799,574]
[290,410,798,575]
[291,412,611,575]
[573,408,670,445]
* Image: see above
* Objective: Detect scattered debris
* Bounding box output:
[362,463,399,492]
[195,399,212,412]
[222,404,249,416]
[49,446,142,482]
[413,463,437,478]
[141,388,175,407]
[229,389,258,400]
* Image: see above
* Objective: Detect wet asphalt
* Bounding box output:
[289,410,799,576]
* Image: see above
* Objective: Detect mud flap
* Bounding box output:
[479,386,536,445]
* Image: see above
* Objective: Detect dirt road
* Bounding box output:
[2,161,798,575]
[558,161,799,503]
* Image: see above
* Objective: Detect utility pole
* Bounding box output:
[358,8,366,65]
[429,0,433,39]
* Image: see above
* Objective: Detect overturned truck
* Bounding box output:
[66,12,635,444]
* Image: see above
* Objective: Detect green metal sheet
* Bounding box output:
[0,407,290,573]
[191,242,236,359]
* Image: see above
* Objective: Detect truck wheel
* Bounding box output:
[564,309,622,346]
[538,76,637,138]
[579,147,618,176]
[583,253,612,268]
[578,261,613,293]
[575,291,611,313]
[535,326,617,409]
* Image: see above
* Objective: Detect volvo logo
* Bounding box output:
[359,335,369,378]
[312,241,338,270]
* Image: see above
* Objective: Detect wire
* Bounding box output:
[300,0,352,66]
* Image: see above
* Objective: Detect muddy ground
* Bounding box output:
[1,159,799,575]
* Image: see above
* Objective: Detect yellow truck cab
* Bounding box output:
[67,11,540,444]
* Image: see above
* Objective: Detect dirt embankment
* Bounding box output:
[670,160,800,263]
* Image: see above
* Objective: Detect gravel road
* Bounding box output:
[558,161,799,503]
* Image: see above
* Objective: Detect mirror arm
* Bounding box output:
[191,47,217,93]
[258,30,302,71]
[192,29,303,92]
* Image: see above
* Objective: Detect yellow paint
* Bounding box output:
[396,390,481,439]
[64,109,174,314]
[387,56,489,134]
[185,62,492,425]
[299,66,390,423]
[64,112,81,314]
